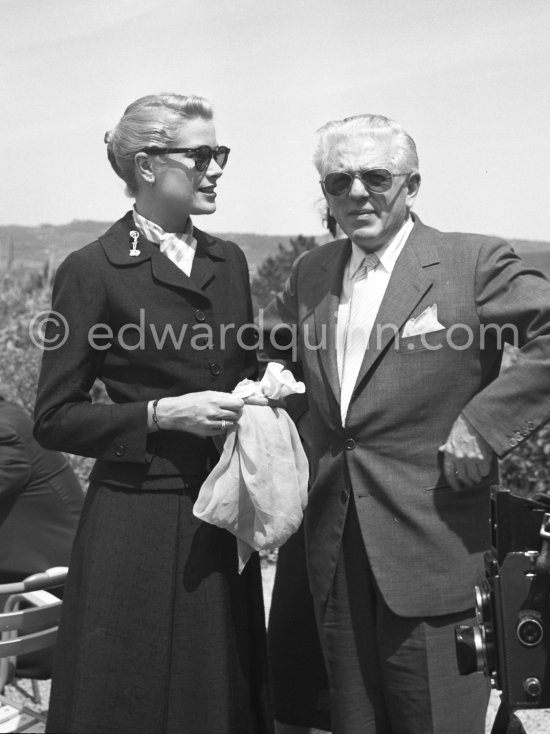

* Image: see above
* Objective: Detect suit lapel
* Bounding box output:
[313,240,350,406]
[100,215,225,303]
[351,222,440,396]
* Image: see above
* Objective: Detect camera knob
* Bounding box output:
[517,612,544,647]
[523,677,542,698]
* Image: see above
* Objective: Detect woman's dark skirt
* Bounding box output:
[46,482,273,734]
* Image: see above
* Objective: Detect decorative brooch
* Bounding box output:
[129,230,141,257]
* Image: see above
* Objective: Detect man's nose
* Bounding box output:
[348,174,369,198]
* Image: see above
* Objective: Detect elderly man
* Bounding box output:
[269,114,550,734]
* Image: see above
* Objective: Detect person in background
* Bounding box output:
[0,391,83,584]
[0,391,84,677]
[268,113,550,734]
[34,93,272,734]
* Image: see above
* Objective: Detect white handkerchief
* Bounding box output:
[232,362,305,402]
[402,304,445,338]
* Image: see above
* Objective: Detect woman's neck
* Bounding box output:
[134,193,189,234]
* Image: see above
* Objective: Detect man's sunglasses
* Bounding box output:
[142,145,230,172]
[320,168,409,197]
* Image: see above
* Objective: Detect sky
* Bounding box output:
[1,0,549,241]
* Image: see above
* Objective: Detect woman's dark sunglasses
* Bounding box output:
[321,168,408,197]
[142,145,230,172]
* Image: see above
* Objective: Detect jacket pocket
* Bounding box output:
[396,329,448,353]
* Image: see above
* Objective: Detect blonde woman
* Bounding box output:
[35,94,273,734]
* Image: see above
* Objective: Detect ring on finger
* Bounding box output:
[220,419,227,431]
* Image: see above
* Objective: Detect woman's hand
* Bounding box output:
[149,391,244,436]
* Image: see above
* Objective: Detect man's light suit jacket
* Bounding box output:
[274,216,550,617]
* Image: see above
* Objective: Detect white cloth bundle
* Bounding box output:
[193,364,309,571]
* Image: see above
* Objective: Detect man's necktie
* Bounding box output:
[340,253,380,423]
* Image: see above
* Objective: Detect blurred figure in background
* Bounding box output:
[0,391,83,585]
[0,390,84,678]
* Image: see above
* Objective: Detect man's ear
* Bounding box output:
[406,172,421,206]
[134,152,156,186]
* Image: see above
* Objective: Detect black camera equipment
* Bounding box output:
[455,486,550,733]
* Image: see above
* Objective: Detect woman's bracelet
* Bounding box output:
[152,398,163,431]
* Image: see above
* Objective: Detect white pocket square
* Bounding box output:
[402,304,445,338]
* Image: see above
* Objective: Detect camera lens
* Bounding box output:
[455,624,494,675]
[517,613,544,647]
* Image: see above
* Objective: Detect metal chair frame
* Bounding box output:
[0,568,67,733]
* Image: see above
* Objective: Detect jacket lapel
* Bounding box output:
[150,228,225,299]
[313,239,350,407]
[99,211,157,266]
[351,221,439,394]
[189,228,226,291]
[99,214,225,303]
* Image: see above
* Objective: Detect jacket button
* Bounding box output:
[522,427,530,436]
[515,431,523,441]
[195,310,206,322]
[344,438,356,450]
[509,437,518,447]
[114,444,126,457]
[209,362,221,376]
[340,489,349,504]
[528,421,535,430]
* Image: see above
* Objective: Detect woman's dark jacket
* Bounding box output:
[34,211,257,489]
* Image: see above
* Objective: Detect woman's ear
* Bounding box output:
[134,152,156,186]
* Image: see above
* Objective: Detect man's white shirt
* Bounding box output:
[337,216,414,423]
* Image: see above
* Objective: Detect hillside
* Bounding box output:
[0,221,310,276]
[0,221,548,278]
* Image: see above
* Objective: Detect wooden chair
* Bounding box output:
[0,567,67,733]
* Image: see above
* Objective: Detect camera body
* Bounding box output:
[455,487,550,708]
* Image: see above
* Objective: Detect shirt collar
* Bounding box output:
[132,207,195,246]
[349,215,414,278]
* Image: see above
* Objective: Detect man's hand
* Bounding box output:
[439,414,494,491]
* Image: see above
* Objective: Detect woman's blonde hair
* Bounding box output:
[104,93,213,196]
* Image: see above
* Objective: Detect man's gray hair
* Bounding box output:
[313,113,419,176]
